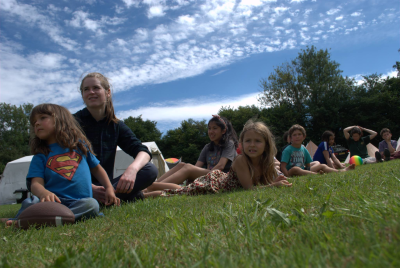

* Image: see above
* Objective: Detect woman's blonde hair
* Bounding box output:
[239,120,277,185]
[30,103,93,156]
[80,72,119,124]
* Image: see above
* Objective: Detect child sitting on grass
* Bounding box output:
[281,125,355,177]
[2,104,120,227]
[144,120,291,197]
[378,128,399,161]
[313,130,346,169]
[343,125,378,163]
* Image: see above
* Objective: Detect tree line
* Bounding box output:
[1,46,399,173]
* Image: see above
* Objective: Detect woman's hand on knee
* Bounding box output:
[116,168,138,194]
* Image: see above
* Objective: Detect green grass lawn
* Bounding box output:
[1,161,400,267]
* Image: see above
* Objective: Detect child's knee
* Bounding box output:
[86,198,100,212]
[21,196,40,206]
[78,198,100,216]
[177,162,185,168]
[288,167,299,175]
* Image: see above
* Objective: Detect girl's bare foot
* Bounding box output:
[5,220,18,228]
[345,164,355,171]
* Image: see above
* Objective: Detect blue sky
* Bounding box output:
[1,0,399,134]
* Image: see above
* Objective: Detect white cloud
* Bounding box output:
[351,70,398,86]
[211,69,228,76]
[0,44,80,105]
[116,92,261,131]
[67,11,126,32]
[148,5,166,18]
[326,8,340,15]
[239,0,263,7]
[335,16,343,20]
[344,27,358,34]
[1,0,398,111]
[0,0,78,50]
[351,12,361,17]
[283,18,291,25]
[304,9,312,18]
[122,0,140,8]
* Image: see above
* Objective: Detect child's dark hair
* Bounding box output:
[288,124,306,137]
[30,103,94,156]
[380,128,391,137]
[208,115,238,151]
[350,127,362,136]
[282,131,289,143]
[321,130,334,143]
[80,72,118,124]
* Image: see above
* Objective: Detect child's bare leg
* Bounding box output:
[156,162,186,182]
[310,161,320,167]
[333,162,343,169]
[146,182,182,192]
[288,167,318,177]
[144,191,163,198]
[158,164,209,185]
[311,164,340,174]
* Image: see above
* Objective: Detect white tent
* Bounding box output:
[344,143,379,163]
[0,142,168,205]
[305,141,318,158]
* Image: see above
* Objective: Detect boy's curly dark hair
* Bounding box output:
[350,127,362,136]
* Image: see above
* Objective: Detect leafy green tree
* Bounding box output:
[123,115,162,143]
[340,73,400,147]
[218,105,264,136]
[258,46,355,143]
[0,103,33,173]
[158,119,209,164]
[218,104,301,150]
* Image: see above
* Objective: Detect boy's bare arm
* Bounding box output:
[359,127,377,140]
[343,126,356,140]
[385,140,396,153]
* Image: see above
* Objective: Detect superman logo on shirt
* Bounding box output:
[46,152,82,181]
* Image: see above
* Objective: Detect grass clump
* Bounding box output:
[1,161,400,267]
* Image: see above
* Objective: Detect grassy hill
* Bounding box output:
[1,161,400,267]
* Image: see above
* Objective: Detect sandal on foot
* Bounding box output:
[375,151,383,163]
[384,148,391,161]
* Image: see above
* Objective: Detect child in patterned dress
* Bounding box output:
[145,115,238,192]
[144,120,291,198]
